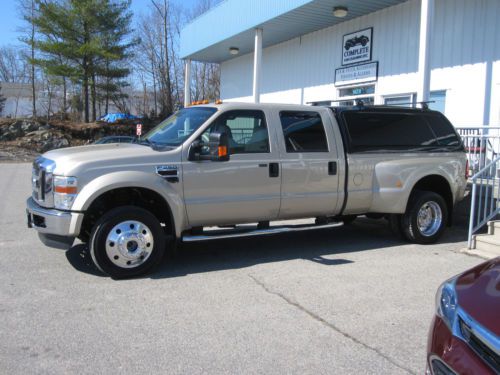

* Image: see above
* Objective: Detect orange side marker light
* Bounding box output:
[218,146,228,157]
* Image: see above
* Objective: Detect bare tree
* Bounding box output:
[0,47,30,83]
[151,0,174,116]
[132,0,220,119]
[18,0,38,118]
[38,71,57,121]
[185,0,221,103]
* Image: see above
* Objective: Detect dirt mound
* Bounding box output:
[0,118,156,162]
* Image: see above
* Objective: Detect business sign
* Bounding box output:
[136,123,142,136]
[342,27,373,65]
[335,62,378,86]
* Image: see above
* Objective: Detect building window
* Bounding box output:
[338,98,374,106]
[429,90,446,113]
[311,101,333,107]
[384,94,416,107]
[338,85,375,97]
[279,111,329,153]
[335,84,375,107]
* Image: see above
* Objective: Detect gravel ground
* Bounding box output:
[0,163,484,374]
[0,146,38,162]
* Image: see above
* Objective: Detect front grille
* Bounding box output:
[31,157,55,207]
[430,358,456,375]
[32,160,43,201]
[460,318,500,373]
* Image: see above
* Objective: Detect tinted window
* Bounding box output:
[425,114,461,147]
[203,110,269,154]
[280,111,328,152]
[342,111,461,152]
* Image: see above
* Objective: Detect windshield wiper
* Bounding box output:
[135,138,156,148]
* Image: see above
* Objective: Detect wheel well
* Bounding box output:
[409,175,454,224]
[79,187,174,242]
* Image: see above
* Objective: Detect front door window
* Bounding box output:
[200,110,270,154]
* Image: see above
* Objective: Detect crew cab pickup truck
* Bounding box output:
[26,102,467,278]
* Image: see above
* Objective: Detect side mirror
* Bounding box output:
[188,132,230,162]
[207,132,230,161]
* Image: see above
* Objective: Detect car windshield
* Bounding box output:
[144,107,217,146]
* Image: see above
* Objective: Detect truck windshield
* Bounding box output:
[144,107,217,146]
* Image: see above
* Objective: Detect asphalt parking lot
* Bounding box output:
[0,163,485,375]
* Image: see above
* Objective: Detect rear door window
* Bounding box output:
[279,111,329,152]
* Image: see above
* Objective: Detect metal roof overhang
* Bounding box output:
[180,0,409,63]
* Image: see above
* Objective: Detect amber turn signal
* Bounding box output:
[54,186,77,194]
[218,146,228,157]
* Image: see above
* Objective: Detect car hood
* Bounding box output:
[456,256,500,336]
[43,143,174,176]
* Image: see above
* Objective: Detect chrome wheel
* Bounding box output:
[417,201,442,237]
[105,220,154,268]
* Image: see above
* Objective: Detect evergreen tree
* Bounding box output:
[31,0,137,122]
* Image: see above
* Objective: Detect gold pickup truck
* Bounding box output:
[27,102,467,278]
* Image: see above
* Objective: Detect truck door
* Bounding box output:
[276,109,341,219]
[182,109,281,227]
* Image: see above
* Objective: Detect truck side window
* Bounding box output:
[424,114,461,147]
[342,111,462,153]
[279,111,329,152]
[201,110,270,154]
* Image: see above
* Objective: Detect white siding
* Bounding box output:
[220,0,500,126]
[2,97,33,118]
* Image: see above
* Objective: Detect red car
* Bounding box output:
[427,257,500,374]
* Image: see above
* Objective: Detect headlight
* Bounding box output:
[53,176,78,210]
[435,278,458,330]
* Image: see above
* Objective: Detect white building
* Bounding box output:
[0,83,35,118]
[0,82,67,119]
[180,0,500,127]
[0,82,147,119]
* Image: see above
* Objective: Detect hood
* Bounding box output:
[43,143,174,176]
[456,256,500,336]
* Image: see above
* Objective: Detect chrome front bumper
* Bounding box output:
[26,197,84,249]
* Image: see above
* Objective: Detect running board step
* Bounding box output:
[182,221,344,242]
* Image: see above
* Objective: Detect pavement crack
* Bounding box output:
[248,274,416,375]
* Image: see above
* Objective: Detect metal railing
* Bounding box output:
[457,127,500,176]
[455,127,500,248]
[467,155,500,248]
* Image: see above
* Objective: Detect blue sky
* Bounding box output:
[0,0,201,47]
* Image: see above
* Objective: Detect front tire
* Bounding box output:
[402,191,448,244]
[90,206,166,278]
